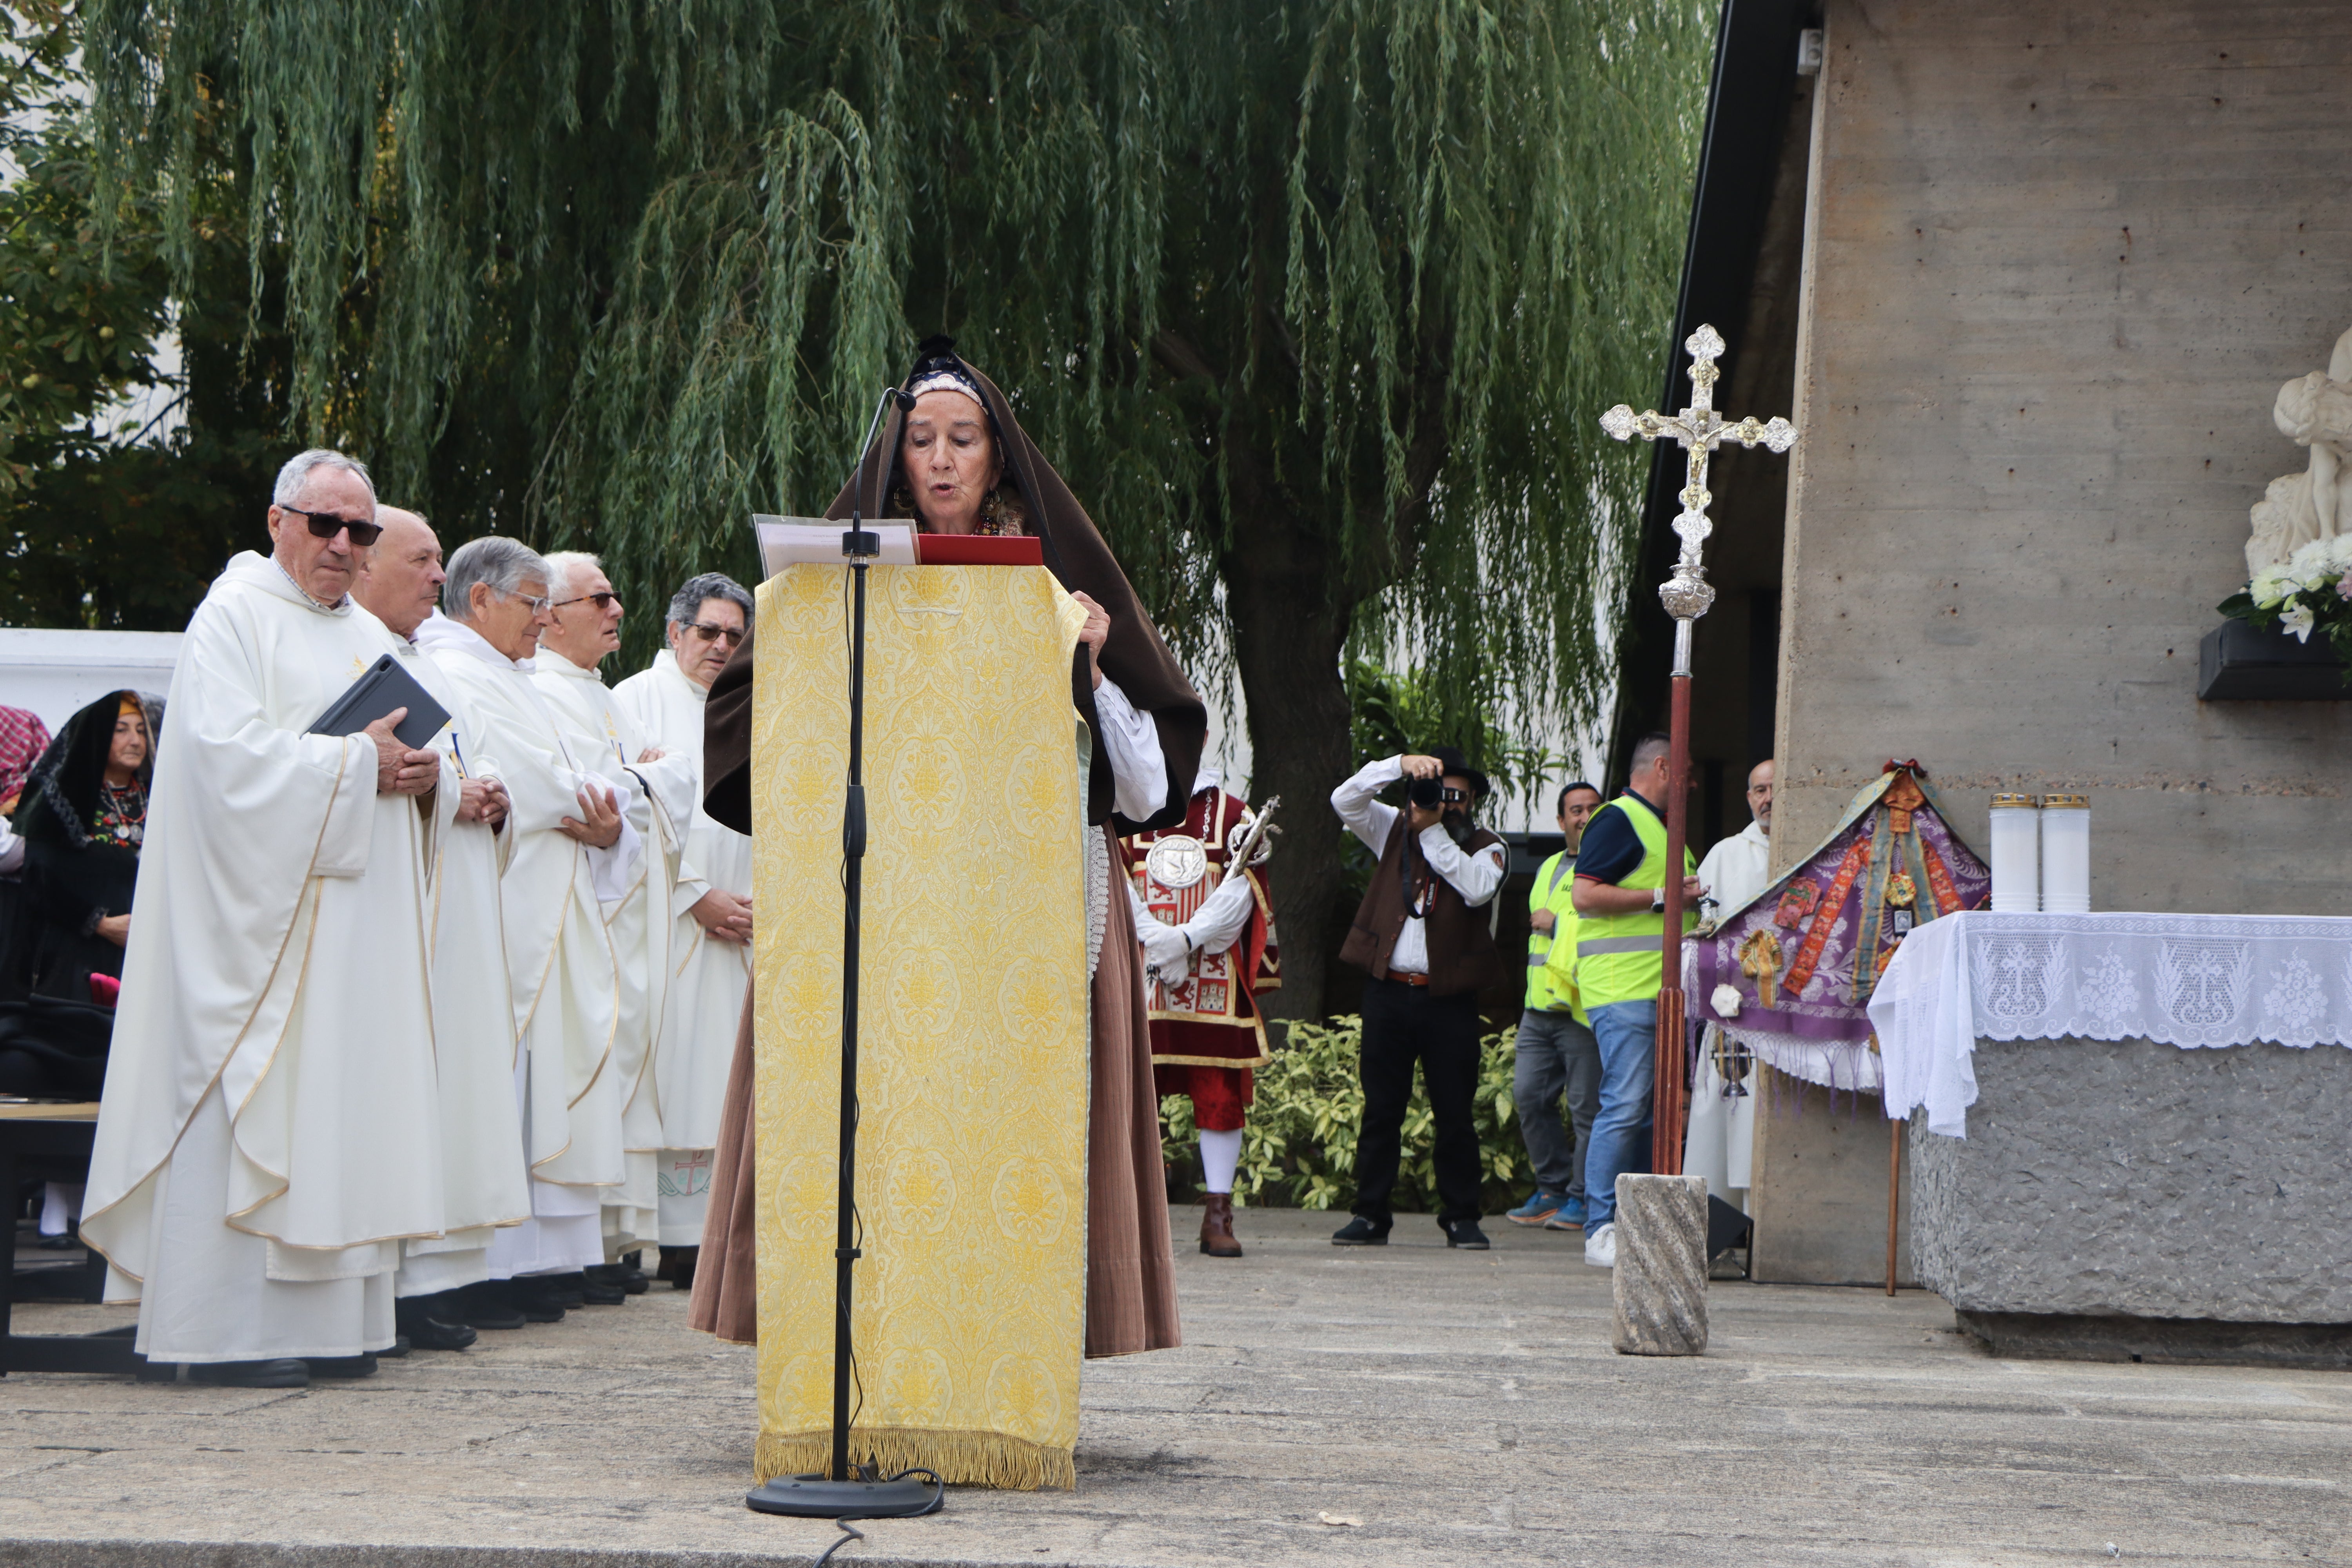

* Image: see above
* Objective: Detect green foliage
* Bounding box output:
[0,2,290,628]
[1161,1014,1526,1214]
[84,0,1711,704]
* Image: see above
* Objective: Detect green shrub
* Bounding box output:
[1160,1015,1529,1214]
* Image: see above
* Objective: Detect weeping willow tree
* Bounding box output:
[89,0,1711,1016]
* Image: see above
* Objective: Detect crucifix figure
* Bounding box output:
[1600,322,1797,1174]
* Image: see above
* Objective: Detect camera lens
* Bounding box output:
[1408,775,1444,809]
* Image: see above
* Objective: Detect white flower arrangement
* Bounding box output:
[2223,534,2352,662]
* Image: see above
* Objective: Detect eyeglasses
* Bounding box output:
[280,505,384,547]
[508,591,554,614]
[684,621,746,647]
[551,592,620,612]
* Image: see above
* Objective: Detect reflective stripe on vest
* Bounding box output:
[1524,851,1581,1011]
[1572,793,1694,1011]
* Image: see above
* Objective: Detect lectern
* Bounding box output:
[747,561,1092,1493]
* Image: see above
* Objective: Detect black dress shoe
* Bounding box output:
[304,1352,379,1379]
[187,1358,311,1388]
[444,1283,525,1330]
[1331,1215,1391,1247]
[1443,1218,1491,1251]
[378,1334,412,1358]
[586,1261,649,1296]
[396,1296,478,1351]
[659,1245,700,1291]
[500,1277,571,1321]
[579,1274,628,1306]
[527,1272,588,1309]
[482,1279,564,1326]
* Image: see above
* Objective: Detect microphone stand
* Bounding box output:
[748,388,937,1521]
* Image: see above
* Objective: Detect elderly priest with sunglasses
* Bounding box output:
[80,449,449,1388]
[612,573,754,1287]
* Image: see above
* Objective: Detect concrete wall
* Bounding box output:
[1746,1067,1915,1288]
[1775,1,2352,911]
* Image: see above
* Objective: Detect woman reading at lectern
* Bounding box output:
[690,337,1206,1360]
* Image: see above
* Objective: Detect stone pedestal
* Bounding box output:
[1612,1174,1708,1356]
[1912,1036,2352,1368]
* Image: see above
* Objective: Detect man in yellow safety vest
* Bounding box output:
[1567,732,1699,1269]
[1503,780,1604,1232]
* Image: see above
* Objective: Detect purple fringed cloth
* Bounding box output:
[1690,764,1989,1091]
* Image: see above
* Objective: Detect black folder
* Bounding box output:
[308,653,450,750]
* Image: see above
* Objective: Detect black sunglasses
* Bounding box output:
[551,591,620,612]
[684,621,746,647]
[280,505,384,547]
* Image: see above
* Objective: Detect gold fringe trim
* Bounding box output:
[755,1426,1075,1492]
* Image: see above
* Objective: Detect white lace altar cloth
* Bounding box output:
[1681,940,1882,1093]
[1870,910,2352,1138]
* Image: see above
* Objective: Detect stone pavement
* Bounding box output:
[0,1207,2344,1567]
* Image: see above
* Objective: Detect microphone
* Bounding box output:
[845,384,909,559]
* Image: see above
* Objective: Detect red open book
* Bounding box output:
[915,534,1043,566]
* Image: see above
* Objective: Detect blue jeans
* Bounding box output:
[1581,999,1657,1234]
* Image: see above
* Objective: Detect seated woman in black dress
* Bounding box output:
[16,691,156,1004]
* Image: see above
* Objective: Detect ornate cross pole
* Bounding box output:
[1601,323,1797,1174]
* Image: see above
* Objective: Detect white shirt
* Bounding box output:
[1091,675,1168,822]
[1330,755,1506,976]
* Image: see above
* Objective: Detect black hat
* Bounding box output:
[1428,746,1491,800]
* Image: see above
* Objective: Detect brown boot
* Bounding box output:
[1199,1193,1243,1258]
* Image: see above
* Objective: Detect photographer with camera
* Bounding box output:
[1328,748,1508,1250]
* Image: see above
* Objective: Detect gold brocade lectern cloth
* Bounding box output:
[752,564,1090,1491]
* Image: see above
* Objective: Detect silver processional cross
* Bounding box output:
[1599,321,1796,1178]
[1601,323,1797,673]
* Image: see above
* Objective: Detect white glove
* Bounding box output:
[1137,915,1192,978]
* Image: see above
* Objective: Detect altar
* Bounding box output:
[1873,911,2352,1367]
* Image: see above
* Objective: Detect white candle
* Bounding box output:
[1989,793,2040,912]
[2039,793,2090,913]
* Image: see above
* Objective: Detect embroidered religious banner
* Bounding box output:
[1691,763,1989,1087]
[752,564,1089,1491]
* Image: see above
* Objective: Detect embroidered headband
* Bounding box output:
[906,367,986,406]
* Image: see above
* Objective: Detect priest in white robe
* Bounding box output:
[80,449,446,1388]
[416,536,640,1318]
[1686,757,1773,1212]
[534,550,701,1290]
[354,508,533,1347]
[613,572,753,1280]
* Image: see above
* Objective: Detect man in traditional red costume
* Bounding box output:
[1122,768,1278,1258]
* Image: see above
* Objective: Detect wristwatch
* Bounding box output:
[1649,888,1666,915]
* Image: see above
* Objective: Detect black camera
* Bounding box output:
[1408,776,1467,809]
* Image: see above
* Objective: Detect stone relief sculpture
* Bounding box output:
[2247,325,2352,574]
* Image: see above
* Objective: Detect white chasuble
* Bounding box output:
[535,646,698,1254]
[390,637,532,1296]
[417,615,632,1276]
[80,553,443,1362]
[614,649,751,1241]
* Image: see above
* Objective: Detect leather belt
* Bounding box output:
[1392,972,1430,987]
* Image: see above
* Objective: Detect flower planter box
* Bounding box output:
[2197,619,2352,701]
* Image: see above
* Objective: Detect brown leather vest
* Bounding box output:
[1339,813,1507,998]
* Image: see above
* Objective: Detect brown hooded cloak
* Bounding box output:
[692,338,1198,1358]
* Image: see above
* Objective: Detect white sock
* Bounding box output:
[1198,1127,1244,1195]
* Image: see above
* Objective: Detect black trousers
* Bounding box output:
[1351,977,1484,1225]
